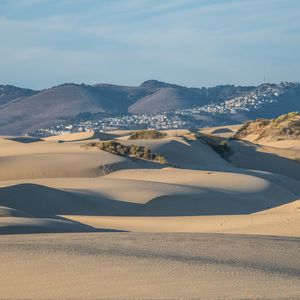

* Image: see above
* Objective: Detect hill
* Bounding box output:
[128,87,202,113]
[0,80,300,135]
[0,83,142,135]
[0,84,38,106]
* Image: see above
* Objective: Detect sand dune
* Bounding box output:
[258,139,300,150]
[200,124,241,138]
[119,136,231,168]
[65,209,300,236]
[44,131,120,142]
[0,152,138,180]
[104,167,300,195]
[0,167,298,216]
[0,216,100,234]
[257,198,300,214]
[0,137,139,180]
[1,130,300,299]
[1,168,299,235]
[230,139,300,180]
[0,131,299,236]
[0,206,30,217]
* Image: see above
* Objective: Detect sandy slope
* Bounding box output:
[230,139,300,180]
[118,136,231,168]
[104,167,300,196]
[0,217,100,234]
[200,124,242,138]
[0,233,299,299]
[1,170,297,215]
[0,206,30,217]
[64,209,300,236]
[258,139,300,150]
[0,138,138,180]
[0,169,299,235]
[44,131,120,142]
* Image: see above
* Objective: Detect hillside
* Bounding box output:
[0,80,300,135]
[0,85,38,106]
[128,87,203,113]
[0,83,142,135]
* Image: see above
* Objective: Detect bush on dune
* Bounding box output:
[128,130,167,140]
[192,132,233,161]
[83,141,168,164]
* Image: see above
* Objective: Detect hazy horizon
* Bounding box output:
[1,0,300,89]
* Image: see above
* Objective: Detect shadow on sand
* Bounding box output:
[4,136,44,143]
[0,182,297,218]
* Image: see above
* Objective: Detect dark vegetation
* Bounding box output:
[128,130,167,140]
[83,141,168,164]
[193,132,233,161]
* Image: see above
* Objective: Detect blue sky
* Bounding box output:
[0,0,299,89]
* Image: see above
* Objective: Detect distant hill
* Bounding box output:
[0,85,38,106]
[0,83,150,134]
[129,80,255,113]
[129,87,201,113]
[0,80,299,135]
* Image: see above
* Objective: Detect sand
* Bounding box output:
[200,124,242,138]
[0,132,299,234]
[230,139,300,180]
[0,233,299,299]
[0,130,300,299]
[0,138,140,181]
[64,210,300,236]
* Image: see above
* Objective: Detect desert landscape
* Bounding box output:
[1,1,300,298]
[0,113,300,299]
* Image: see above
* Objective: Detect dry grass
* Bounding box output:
[235,112,300,141]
